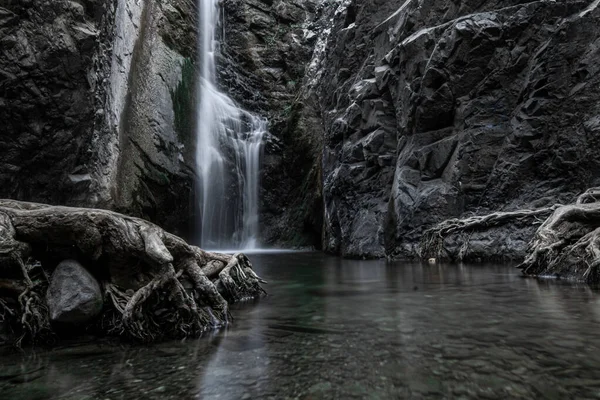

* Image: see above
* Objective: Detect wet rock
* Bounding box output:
[107,0,198,239]
[1,0,197,239]
[0,0,112,206]
[284,0,600,258]
[0,320,10,345]
[309,381,333,394]
[220,0,324,248]
[46,260,103,324]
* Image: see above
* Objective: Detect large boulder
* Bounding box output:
[46,260,103,324]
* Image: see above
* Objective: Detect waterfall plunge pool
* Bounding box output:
[2,252,600,399]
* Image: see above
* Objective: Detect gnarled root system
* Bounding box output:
[420,187,600,283]
[0,200,265,344]
[518,195,600,282]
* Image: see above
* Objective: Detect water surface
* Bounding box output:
[2,252,600,399]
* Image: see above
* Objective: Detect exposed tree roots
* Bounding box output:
[420,187,600,283]
[419,205,559,261]
[517,199,600,282]
[0,200,266,345]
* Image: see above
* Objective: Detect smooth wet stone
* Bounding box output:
[398,327,416,334]
[531,382,564,400]
[462,359,489,369]
[46,260,103,324]
[408,377,442,394]
[2,383,54,400]
[0,366,44,383]
[552,340,583,350]
[222,336,266,352]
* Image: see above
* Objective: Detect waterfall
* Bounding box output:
[196,0,266,250]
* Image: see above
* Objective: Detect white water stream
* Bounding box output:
[196,0,266,250]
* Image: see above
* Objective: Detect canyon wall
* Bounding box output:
[4,0,600,259]
[0,0,198,238]
[219,0,324,248]
[1,0,110,206]
[278,0,600,259]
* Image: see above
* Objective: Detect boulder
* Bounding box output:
[46,260,103,324]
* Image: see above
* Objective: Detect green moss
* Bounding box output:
[157,171,171,185]
[265,23,289,47]
[170,58,196,145]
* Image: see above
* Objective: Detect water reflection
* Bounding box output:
[3,253,600,399]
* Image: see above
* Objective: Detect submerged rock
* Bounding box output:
[46,260,103,324]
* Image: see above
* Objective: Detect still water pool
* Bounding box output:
[2,252,600,399]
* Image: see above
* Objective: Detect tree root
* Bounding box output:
[419,206,560,260]
[577,187,600,205]
[100,253,266,342]
[418,186,600,283]
[12,257,52,346]
[518,201,600,282]
[218,253,267,303]
[0,200,267,344]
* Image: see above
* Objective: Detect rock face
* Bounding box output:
[3,0,323,246]
[0,0,198,239]
[281,0,600,258]
[104,0,198,239]
[0,1,110,205]
[219,0,324,247]
[5,0,600,261]
[46,260,103,324]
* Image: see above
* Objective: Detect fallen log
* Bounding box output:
[0,200,265,345]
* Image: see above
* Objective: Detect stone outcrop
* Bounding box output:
[104,0,198,239]
[283,0,600,259]
[0,1,110,205]
[0,0,198,239]
[46,260,103,324]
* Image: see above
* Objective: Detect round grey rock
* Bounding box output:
[46,260,103,324]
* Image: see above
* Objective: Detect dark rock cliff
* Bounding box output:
[4,0,600,259]
[287,0,600,259]
[108,0,199,239]
[1,0,324,245]
[220,0,324,247]
[0,0,111,205]
[0,0,199,239]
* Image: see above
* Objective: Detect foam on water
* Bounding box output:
[204,248,309,255]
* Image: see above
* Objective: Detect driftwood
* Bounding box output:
[0,200,265,344]
[420,187,600,283]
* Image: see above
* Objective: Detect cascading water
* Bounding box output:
[196,0,266,250]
